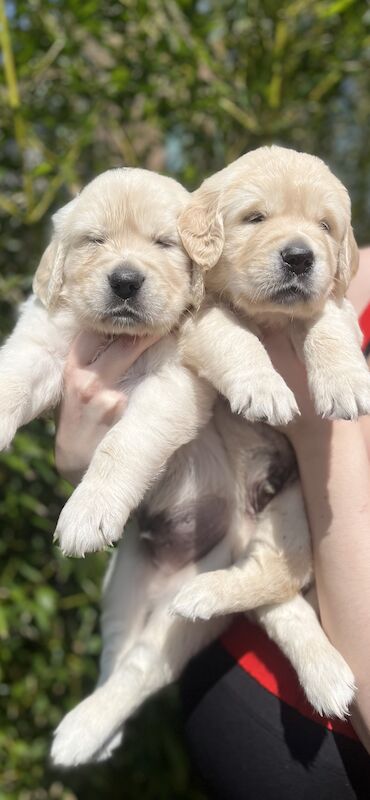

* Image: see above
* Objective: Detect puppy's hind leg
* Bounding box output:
[171,482,312,621]
[51,605,226,766]
[98,522,158,686]
[253,594,356,719]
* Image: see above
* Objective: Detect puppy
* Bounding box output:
[177,145,370,425]
[0,165,355,765]
[167,144,369,676]
[51,401,355,767]
[49,157,357,763]
[0,167,214,557]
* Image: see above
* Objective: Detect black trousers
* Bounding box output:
[180,642,370,800]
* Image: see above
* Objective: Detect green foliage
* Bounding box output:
[0,0,369,796]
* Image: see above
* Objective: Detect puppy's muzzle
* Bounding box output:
[280,240,314,276]
[108,267,145,300]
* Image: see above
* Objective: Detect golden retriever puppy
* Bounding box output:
[177,145,370,425]
[0,168,214,556]
[51,404,355,767]
[0,165,355,766]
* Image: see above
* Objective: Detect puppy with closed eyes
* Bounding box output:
[0,164,356,766]
[0,167,214,557]
[177,145,370,425]
[48,162,355,766]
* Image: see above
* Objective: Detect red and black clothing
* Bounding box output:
[180,308,370,799]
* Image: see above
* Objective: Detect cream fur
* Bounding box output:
[0,165,356,766]
[178,145,370,423]
[0,168,214,556]
[51,412,355,766]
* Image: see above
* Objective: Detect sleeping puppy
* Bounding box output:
[177,145,370,425]
[0,168,214,557]
[49,159,357,764]
[0,165,355,765]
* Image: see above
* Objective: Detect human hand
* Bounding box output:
[55,332,158,485]
[262,329,323,441]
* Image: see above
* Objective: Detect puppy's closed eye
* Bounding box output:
[80,235,107,246]
[241,211,266,224]
[154,237,177,249]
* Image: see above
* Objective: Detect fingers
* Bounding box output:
[89,334,159,386]
[66,332,160,387]
[67,332,108,369]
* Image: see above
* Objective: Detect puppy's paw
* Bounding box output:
[54,481,128,557]
[311,365,370,420]
[0,413,19,451]
[230,370,299,426]
[170,575,223,621]
[0,382,28,450]
[299,644,356,719]
[51,693,114,766]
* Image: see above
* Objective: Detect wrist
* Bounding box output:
[284,415,331,451]
[287,415,363,457]
[289,420,369,492]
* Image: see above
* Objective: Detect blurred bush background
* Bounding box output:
[1,0,369,797]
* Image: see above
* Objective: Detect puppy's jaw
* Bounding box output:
[85,311,185,338]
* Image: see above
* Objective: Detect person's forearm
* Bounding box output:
[291,420,370,749]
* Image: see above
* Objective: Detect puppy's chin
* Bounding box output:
[264,284,318,314]
[234,285,328,321]
[79,307,179,338]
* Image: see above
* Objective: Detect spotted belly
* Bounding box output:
[137,496,230,570]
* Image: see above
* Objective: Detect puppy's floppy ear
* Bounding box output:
[335,224,359,296]
[33,240,65,308]
[178,189,224,271]
[33,198,78,308]
[188,261,205,311]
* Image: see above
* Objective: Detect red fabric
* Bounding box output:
[221,617,358,741]
[359,303,370,352]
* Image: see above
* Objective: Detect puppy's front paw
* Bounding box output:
[0,382,28,450]
[51,693,113,766]
[0,413,19,451]
[54,481,128,557]
[170,575,223,621]
[230,370,299,426]
[299,644,356,720]
[311,365,370,420]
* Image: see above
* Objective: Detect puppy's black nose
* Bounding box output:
[281,241,314,276]
[108,268,145,300]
